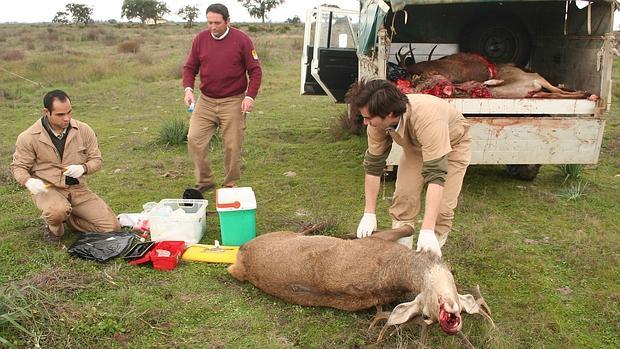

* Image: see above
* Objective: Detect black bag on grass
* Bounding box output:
[67,232,135,262]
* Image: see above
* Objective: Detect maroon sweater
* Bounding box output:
[183,27,262,99]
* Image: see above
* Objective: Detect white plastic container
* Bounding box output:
[148,199,208,245]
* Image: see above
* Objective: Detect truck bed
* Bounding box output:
[444,98,597,115]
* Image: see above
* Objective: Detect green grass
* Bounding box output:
[1,22,619,348]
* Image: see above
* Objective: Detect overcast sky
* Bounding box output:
[0,0,362,23]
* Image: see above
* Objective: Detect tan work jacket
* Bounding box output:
[367,94,470,161]
[11,118,102,188]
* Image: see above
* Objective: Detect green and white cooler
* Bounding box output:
[215,187,257,246]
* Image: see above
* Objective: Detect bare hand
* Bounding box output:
[242,97,254,113]
[184,90,195,107]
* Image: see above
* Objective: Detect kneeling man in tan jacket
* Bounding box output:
[11,90,121,244]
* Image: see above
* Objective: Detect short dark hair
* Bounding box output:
[206,3,229,21]
[43,90,71,113]
[345,79,408,119]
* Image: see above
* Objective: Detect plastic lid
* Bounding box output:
[216,187,257,211]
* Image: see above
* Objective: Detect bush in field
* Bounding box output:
[84,28,106,41]
[0,50,25,61]
[558,180,588,201]
[558,164,583,183]
[117,40,141,53]
[158,118,188,145]
[276,25,290,34]
[329,110,365,140]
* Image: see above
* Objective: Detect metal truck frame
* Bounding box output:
[300,0,616,180]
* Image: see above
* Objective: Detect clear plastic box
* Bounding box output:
[148,199,208,245]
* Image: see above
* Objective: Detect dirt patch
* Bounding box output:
[17,267,96,295]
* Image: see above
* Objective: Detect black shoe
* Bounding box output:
[43,226,61,245]
[183,184,214,200]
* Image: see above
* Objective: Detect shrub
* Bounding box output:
[0,49,24,61]
[276,25,290,34]
[84,28,106,41]
[558,164,583,183]
[136,52,153,65]
[158,118,188,145]
[42,42,64,51]
[558,180,588,201]
[291,38,303,51]
[329,110,364,140]
[43,28,60,41]
[167,61,184,79]
[117,40,140,53]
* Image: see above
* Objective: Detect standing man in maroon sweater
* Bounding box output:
[182,3,262,191]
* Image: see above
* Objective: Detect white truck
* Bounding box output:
[300,0,616,179]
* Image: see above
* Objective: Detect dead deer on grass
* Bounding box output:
[228,225,494,347]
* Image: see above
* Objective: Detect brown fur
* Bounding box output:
[227,231,443,311]
[407,53,491,83]
[487,64,593,99]
[406,53,593,99]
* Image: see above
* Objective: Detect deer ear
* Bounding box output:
[386,293,423,326]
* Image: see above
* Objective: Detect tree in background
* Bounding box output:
[65,3,93,25]
[178,5,200,28]
[121,0,170,24]
[52,11,70,24]
[237,0,285,24]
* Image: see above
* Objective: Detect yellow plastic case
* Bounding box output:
[181,244,239,264]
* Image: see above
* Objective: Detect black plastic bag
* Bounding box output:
[67,232,135,262]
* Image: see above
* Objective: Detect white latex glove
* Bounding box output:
[356,213,377,238]
[25,178,48,195]
[416,229,442,258]
[63,164,85,178]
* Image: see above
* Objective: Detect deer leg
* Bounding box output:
[370,225,415,242]
[341,225,414,241]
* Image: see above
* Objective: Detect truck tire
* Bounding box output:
[506,164,541,181]
[460,15,531,67]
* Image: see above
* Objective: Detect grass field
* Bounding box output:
[0,22,618,348]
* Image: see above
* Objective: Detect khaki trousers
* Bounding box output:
[32,185,121,237]
[389,138,471,247]
[188,93,246,188]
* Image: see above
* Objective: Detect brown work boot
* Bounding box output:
[43,226,61,245]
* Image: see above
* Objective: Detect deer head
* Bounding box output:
[379,265,494,339]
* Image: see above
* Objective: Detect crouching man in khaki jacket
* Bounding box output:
[10,90,121,244]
